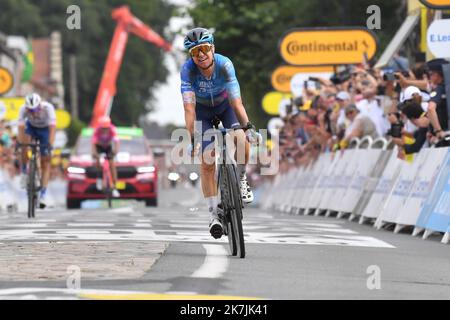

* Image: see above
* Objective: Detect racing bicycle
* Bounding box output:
[97,152,115,209]
[209,118,251,259]
[16,140,48,218]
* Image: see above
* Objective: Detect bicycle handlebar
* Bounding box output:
[215,125,250,135]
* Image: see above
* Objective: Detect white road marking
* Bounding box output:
[170,223,206,228]
[165,291,198,295]
[20,295,38,300]
[191,244,229,278]
[2,224,49,228]
[134,223,152,228]
[303,227,358,234]
[169,220,208,224]
[67,223,115,227]
[0,209,395,248]
[0,228,395,248]
[105,207,135,214]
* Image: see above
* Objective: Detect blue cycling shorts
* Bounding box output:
[25,121,51,156]
[195,100,240,152]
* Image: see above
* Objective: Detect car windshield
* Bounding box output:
[75,136,148,155]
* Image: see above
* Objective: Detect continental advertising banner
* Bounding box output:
[279,27,377,66]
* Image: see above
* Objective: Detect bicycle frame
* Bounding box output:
[214,129,237,172]
[99,153,114,208]
[17,139,43,218]
[209,120,246,258]
[101,155,113,186]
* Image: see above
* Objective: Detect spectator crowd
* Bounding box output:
[0,118,68,181]
[0,119,18,178]
[271,54,449,175]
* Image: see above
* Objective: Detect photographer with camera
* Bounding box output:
[390,101,430,157]
[387,85,435,160]
[425,58,449,147]
[393,56,430,92]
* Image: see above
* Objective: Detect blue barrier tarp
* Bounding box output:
[416,149,450,233]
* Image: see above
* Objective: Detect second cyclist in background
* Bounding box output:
[18,93,56,208]
[91,116,120,198]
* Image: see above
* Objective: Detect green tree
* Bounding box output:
[187,0,405,128]
[0,0,174,126]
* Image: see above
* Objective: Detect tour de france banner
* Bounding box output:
[278,27,377,66]
[415,148,450,234]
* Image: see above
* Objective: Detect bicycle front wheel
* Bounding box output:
[106,178,112,209]
[218,165,237,256]
[226,164,245,258]
[28,158,37,218]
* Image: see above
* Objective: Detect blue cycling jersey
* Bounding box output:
[180,53,241,107]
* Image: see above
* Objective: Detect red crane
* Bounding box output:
[90,5,172,127]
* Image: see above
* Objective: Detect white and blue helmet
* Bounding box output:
[183,27,214,50]
[25,93,42,110]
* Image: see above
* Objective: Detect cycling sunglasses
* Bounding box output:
[27,106,41,113]
[189,44,212,58]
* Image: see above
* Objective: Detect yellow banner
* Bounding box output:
[271,65,334,93]
[0,97,23,120]
[419,0,450,9]
[262,92,292,115]
[55,109,71,129]
[279,28,377,66]
[0,97,71,129]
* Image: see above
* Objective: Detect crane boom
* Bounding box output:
[90,5,172,127]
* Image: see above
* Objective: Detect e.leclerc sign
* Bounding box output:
[279,27,377,66]
[427,19,450,58]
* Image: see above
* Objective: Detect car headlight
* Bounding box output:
[168,172,180,181]
[137,166,156,174]
[189,172,199,181]
[67,167,86,174]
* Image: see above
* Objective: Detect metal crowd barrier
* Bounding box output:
[258,136,450,244]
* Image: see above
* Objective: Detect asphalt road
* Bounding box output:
[0,183,449,300]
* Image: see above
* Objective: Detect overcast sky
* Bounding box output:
[146,0,193,126]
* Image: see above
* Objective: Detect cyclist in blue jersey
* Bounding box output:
[181,27,258,239]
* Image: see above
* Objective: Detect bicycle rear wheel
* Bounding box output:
[226,164,245,258]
